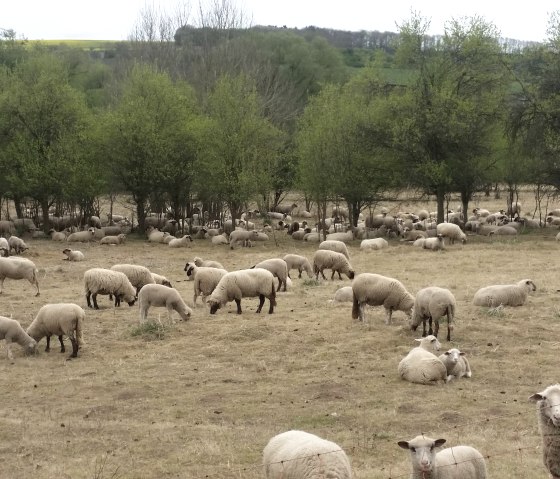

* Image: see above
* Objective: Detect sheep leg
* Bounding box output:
[92,293,100,310]
[68,336,78,359]
[31,278,40,296]
[268,298,275,314]
[421,319,427,337]
[6,342,13,360]
[0,276,4,293]
[86,291,92,308]
[337,271,343,280]
[256,294,265,313]
[139,306,148,322]
[45,335,51,352]
[58,335,65,353]
[446,309,452,341]
[433,318,440,338]
[385,308,393,325]
[235,298,242,314]
[428,316,433,336]
[167,306,176,324]
[114,295,121,307]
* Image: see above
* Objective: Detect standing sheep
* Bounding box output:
[62,248,85,262]
[398,435,487,478]
[110,264,156,295]
[138,284,192,323]
[8,236,29,254]
[398,335,447,385]
[473,279,536,307]
[282,254,313,279]
[263,430,352,479]
[0,237,9,257]
[312,250,355,281]
[439,348,472,382]
[0,257,40,296]
[351,273,414,325]
[26,303,85,359]
[83,268,137,309]
[529,384,560,479]
[436,223,467,245]
[0,316,37,360]
[410,286,456,341]
[184,262,228,306]
[252,258,289,292]
[229,229,259,249]
[319,240,350,259]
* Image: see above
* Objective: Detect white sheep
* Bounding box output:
[319,240,350,259]
[398,335,447,385]
[229,229,259,249]
[206,268,277,315]
[100,233,127,245]
[211,234,229,245]
[398,434,487,478]
[262,430,352,479]
[146,227,169,243]
[26,303,85,359]
[49,229,68,241]
[0,237,9,257]
[83,268,137,309]
[360,238,388,251]
[110,264,156,295]
[423,234,445,251]
[0,316,37,359]
[312,250,355,281]
[529,384,560,479]
[439,348,472,383]
[62,248,85,262]
[351,273,414,325]
[473,279,536,307]
[138,284,192,323]
[489,225,518,236]
[151,273,172,287]
[436,223,467,245]
[66,227,96,242]
[168,234,193,248]
[325,230,355,243]
[282,254,313,279]
[252,258,289,292]
[184,262,228,306]
[193,256,224,269]
[328,286,354,304]
[410,286,456,341]
[8,235,29,254]
[0,257,40,296]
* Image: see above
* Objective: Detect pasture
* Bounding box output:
[0,194,559,479]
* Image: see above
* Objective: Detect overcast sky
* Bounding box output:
[2,0,558,43]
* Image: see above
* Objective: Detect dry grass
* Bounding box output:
[1,192,558,478]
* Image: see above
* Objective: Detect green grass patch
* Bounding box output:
[130,320,168,340]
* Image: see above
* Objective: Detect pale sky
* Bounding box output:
[2,0,558,43]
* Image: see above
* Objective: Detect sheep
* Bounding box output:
[282,254,313,279]
[151,273,172,288]
[398,335,447,385]
[351,273,414,325]
[62,248,85,262]
[193,256,224,269]
[263,430,352,479]
[319,240,350,260]
[146,227,169,243]
[507,200,522,217]
[138,284,192,323]
[0,237,9,257]
[0,220,16,237]
[436,223,467,245]
[66,227,96,242]
[0,316,37,360]
[360,238,389,251]
[410,286,456,341]
[229,229,259,249]
[489,225,518,236]
[184,262,228,306]
[439,348,472,382]
[102,225,124,236]
[100,233,127,245]
[273,202,298,215]
[26,303,85,359]
[0,257,40,296]
[328,286,354,304]
[83,268,137,309]
[312,250,355,281]
[252,258,289,292]
[49,228,68,241]
[206,268,277,315]
[110,264,156,295]
[168,234,193,248]
[8,235,29,254]
[529,384,560,479]
[398,434,487,478]
[325,230,354,243]
[211,234,229,245]
[473,279,536,307]
[422,234,445,251]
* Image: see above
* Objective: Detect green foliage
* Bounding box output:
[130,320,168,340]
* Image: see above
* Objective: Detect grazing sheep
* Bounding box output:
[473,279,536,307]
[168,235,193,248]
[252,258,289,292]
[193,256,224,269]
[282,254,313,279]
[439,348,472,382]
[229,229,259,249]
[66,227,96,242]
[151,273,172,288]
[360,238,389,251]
[312,250,355,281]
[529,384,560,479]
[26,303,85,359]
[110,264,156,295]
[184,262,228,306]
[62,248,85,262]
[49,229,68,241]
[8,236,29,254]
[398,335,447,385]
[206,268,276,315]
[138,284,192,323]
[83,268,136,309]
[100,233,127,245]
[0,237,9,257]
[319,240,350,259]
[422,234,445,251]
[351,273,414,325]
[436,223,467,245]
[328,286,354,304]
[263,430,352,479]
[410,286,456,341]
[398,435,487,478]
[0,257,40,296]
[0,316,37,359]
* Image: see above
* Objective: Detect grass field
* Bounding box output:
[0,192,558,478]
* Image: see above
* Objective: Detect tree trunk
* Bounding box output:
[460,191,470,224]
[41,198,50,233]
[436,187,445,224]
[136,199,147,233]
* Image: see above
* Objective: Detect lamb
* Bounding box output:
[49,228,68,241]
[410,286,456,341]
[151,273,172,288]
[83,268,137,309]
[138,284,192,323]
[398,434,487,478]
[229,229,259,249]
[193,256,224,269]
[472,279,536,307]
[360,238,389,251]
[0,237,9,257]
[328,286,354,304]
[0,257,40,296]
[282,254,313,279]
[184,262,228,306]
[436,223,467,245]
[439,348,472,382]
[8,235,29,254]
[351,273,414,325]
[0,316,37,359]
[312,249,355,281]
[319,239,350,259]
[397,335,447,385]
[26,303,85,359]
[529,384,560,479]
[110,264,156,295]
[62,248,85,262]
[100,233,127,245]
[206,268,277,314]
[252,258,289,292]
[263,430,352,479]
[422,234,445,251]
[66,227,96,242]
[168,234,193,248]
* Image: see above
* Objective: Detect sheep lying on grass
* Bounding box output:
[473,279,536,307]
[312,250,355,281]
[27,303,85,359]
[360,238,388,251]
[168,235,193,248]
[423,234,445,251]
[398,335,446,385]
[138,284,192,323]
[398,435,487,478]
[66,228,95,242]
[263,430,352,479]
[439,348,472,382]
[193,256,224,269]
[282,254,313,279]
[0,316,37,360]
[62,248,85,262]
[49,229,68,241]
[328,286,353,304]
[410,286,456,341]
[100,233,127,245]
[0,257,40,296]
[184,262,228,306]
[83,268,136,309]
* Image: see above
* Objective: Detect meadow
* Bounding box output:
[0,192,558,479]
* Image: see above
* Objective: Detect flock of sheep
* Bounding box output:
[0,200,558,478]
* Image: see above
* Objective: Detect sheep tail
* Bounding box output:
[76,313,85,346]
[351,291,359,319]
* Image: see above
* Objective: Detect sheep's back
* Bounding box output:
[473,284,525,307]
[435,446,487,478]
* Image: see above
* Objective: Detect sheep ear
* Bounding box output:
[434,439,446,447]
[414,338,422,343]
[459,352,465,356]
[529,393,544,402]
[444,351,451,356]
[397,441,410,450]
